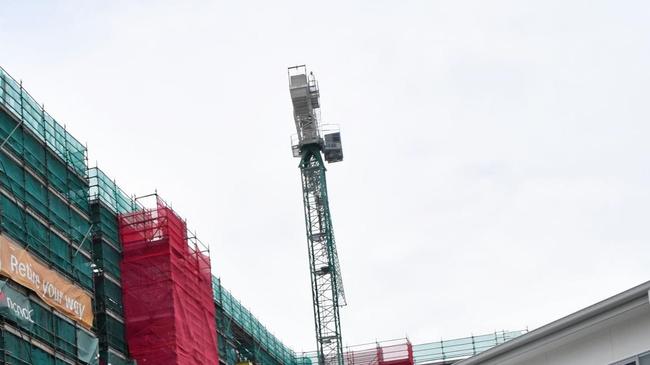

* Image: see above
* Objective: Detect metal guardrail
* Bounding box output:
[412,330,524,364]
[296,331,525,365]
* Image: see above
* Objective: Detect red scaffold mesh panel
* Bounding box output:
[378,342,413,365]
[344,341,413,365]
[119,201,219,365]
[345,347,381,365]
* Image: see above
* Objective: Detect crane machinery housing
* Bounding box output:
[288,65,346,365]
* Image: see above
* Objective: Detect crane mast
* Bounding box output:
[288,65,346,365]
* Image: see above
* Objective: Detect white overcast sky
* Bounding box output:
[2,0,649,352]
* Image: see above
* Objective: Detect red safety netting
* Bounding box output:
[345,347,381,365]
[378,342,413,365]
[343,341,413,365]
[119,197,218,365]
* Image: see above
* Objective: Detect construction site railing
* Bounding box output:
[412,330,525,364]
[296,331,525,365]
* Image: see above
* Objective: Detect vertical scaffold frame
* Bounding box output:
[118,194,218,365]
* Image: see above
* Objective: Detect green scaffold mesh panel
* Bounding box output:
[55,315,76,357]
[88,167,141,215]
[96,313,127,354]
[91,202,120,245]
[0,329,96,365]
[95,277,124,314]
[89,197,130,361]
[0,95,89,218]
[0,193,93,291]
[94,239,121,279]
[77,328,99,364]
[411,330,524,364]
[32,301,55,343]
[0,293,99,364]
[213,276,297,365]
[0,67,87,177]
[106,351,134,365]
[0,66,123,365]
[87,169,135,364]
[0,109,93,290]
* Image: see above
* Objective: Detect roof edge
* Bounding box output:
[458,280,650,365]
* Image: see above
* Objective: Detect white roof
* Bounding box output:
[458,280,650,365]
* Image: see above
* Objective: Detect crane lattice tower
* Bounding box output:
[288,65,346,365]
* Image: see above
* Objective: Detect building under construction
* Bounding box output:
[0,66,523,365]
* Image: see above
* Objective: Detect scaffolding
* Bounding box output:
[87,170,142,280]
[0,66,101,365]
[298,339,412,365]
[0,69,93,291]
[88,168,142,215]
[296,331,525,365]
[213,276,297,365]
[87,167,145,365]
[0,281,99,364]
[119,195,218,365]
[411,330,524,364]
[0,67,87,177]
[1,65,526,365]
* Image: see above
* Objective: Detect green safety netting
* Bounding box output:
[1,65,293,365]
[91,202,121,245]
[95,276,124,314]
[0,67,87,177]
[90,194,124,342]
[77,328,100,365]
[0,100,94,291]
[105,351,136,365]
[0,288,99,364]
[55,315,77,357]
[216,307,238,365]
[73,251,94,289]
[32,301,55,343]
[88,195,131,364]
[0,281,33,329]
[0,193,93,291]
[96,312,127,354]
[0,329,96,365]
[294,331,525,365]
[88,167,141,215]
[1,331,36,365]
[213,276,297,365]
[0,66,132,365]
[411,330,524,363]
[93,237,121,279]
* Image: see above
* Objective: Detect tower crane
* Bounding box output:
[288,65,346,365]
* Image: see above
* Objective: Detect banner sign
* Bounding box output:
[0,279,34,328]
[0,234,93,328]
